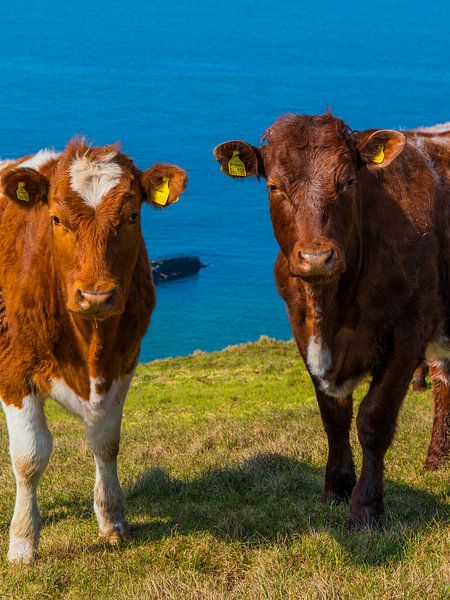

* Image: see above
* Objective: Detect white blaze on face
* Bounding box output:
[69,151,123,209]
[307,336,331,378]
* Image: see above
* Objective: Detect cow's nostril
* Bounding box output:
[324,249,334,265]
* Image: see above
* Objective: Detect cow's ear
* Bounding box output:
[140,163,188,208]
[356,129,406,169]
[1,168,49,206]
[213,140,264,178]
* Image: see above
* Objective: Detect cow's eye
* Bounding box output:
[344,178,356,189]
[267,183,279,192]
[128,212,139,225]
[51,215,60,225]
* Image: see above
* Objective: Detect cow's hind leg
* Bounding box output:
[316,390,356,503]
[412,361,428,392]
[85,398,130,542]
[1,395,52,563]
[425,360,450,469]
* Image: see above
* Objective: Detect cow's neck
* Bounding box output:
[304,281,339,343]
[303,256,364,390]
[48,255,121,382]
[302,176,388,383]
[305,219,364,348]
[69,314,120,378]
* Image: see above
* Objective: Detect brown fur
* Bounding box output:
[0,138,187,561]
[0,138,187,405]
[214,113,450,527]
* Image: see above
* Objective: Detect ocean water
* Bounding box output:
[0,0,449,361]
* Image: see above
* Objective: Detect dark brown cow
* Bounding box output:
[214,113,449,527]
[0,139,187,562]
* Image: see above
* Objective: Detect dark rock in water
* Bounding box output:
[151,256,206,284]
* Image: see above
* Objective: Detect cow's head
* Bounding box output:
[1,138,187,319]
[214,113,406,284]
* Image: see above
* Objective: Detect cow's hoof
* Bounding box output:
[322,473,356,504]
[347,511,383,531]
[321,490,349,505]
[7,536,36,564]
[99,519,131,543]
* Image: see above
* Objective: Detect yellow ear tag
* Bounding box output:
[227,150,247,177]
[372,145,385,164]
[16,181,30,202]
[153,177,170,206]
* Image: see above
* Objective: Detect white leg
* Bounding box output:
[1,395,52,563]
[85,395,129,541]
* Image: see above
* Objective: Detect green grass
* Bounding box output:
[0,337,448,599]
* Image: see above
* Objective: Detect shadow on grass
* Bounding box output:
[125,453,448,566]
[34,452,447,565]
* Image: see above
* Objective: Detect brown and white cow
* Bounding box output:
[214,113,450,528]
[0,138,187,562]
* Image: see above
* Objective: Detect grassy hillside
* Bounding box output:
[0,338,448,599]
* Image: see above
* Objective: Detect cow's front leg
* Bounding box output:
[85,398,130,542]
[315,389,356,503]
[1,395,53,563]
[350,355,417,528]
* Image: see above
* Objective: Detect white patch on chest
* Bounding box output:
[306,335,369,398]
[69,152,123,209]
[19,149,61,171]
[50,376,132,426]
[307,336,331,378]
[320,375,366,399]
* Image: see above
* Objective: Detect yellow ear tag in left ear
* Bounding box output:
[227,151,247,177]
[372,145,385,164]
[16,181,30,202]
[153,177,170,206]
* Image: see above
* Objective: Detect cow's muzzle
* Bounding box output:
[76,288,117,315]
[290,244,341,281]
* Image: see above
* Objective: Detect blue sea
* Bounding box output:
[0,0,449,361]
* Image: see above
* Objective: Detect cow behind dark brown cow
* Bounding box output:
[412,362,428,392]
[214,113,450,528]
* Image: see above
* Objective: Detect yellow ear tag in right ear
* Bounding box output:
[227,151,247,177]
[16,181,30,202]
[153,177,170,206]
[372,145,385,164]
